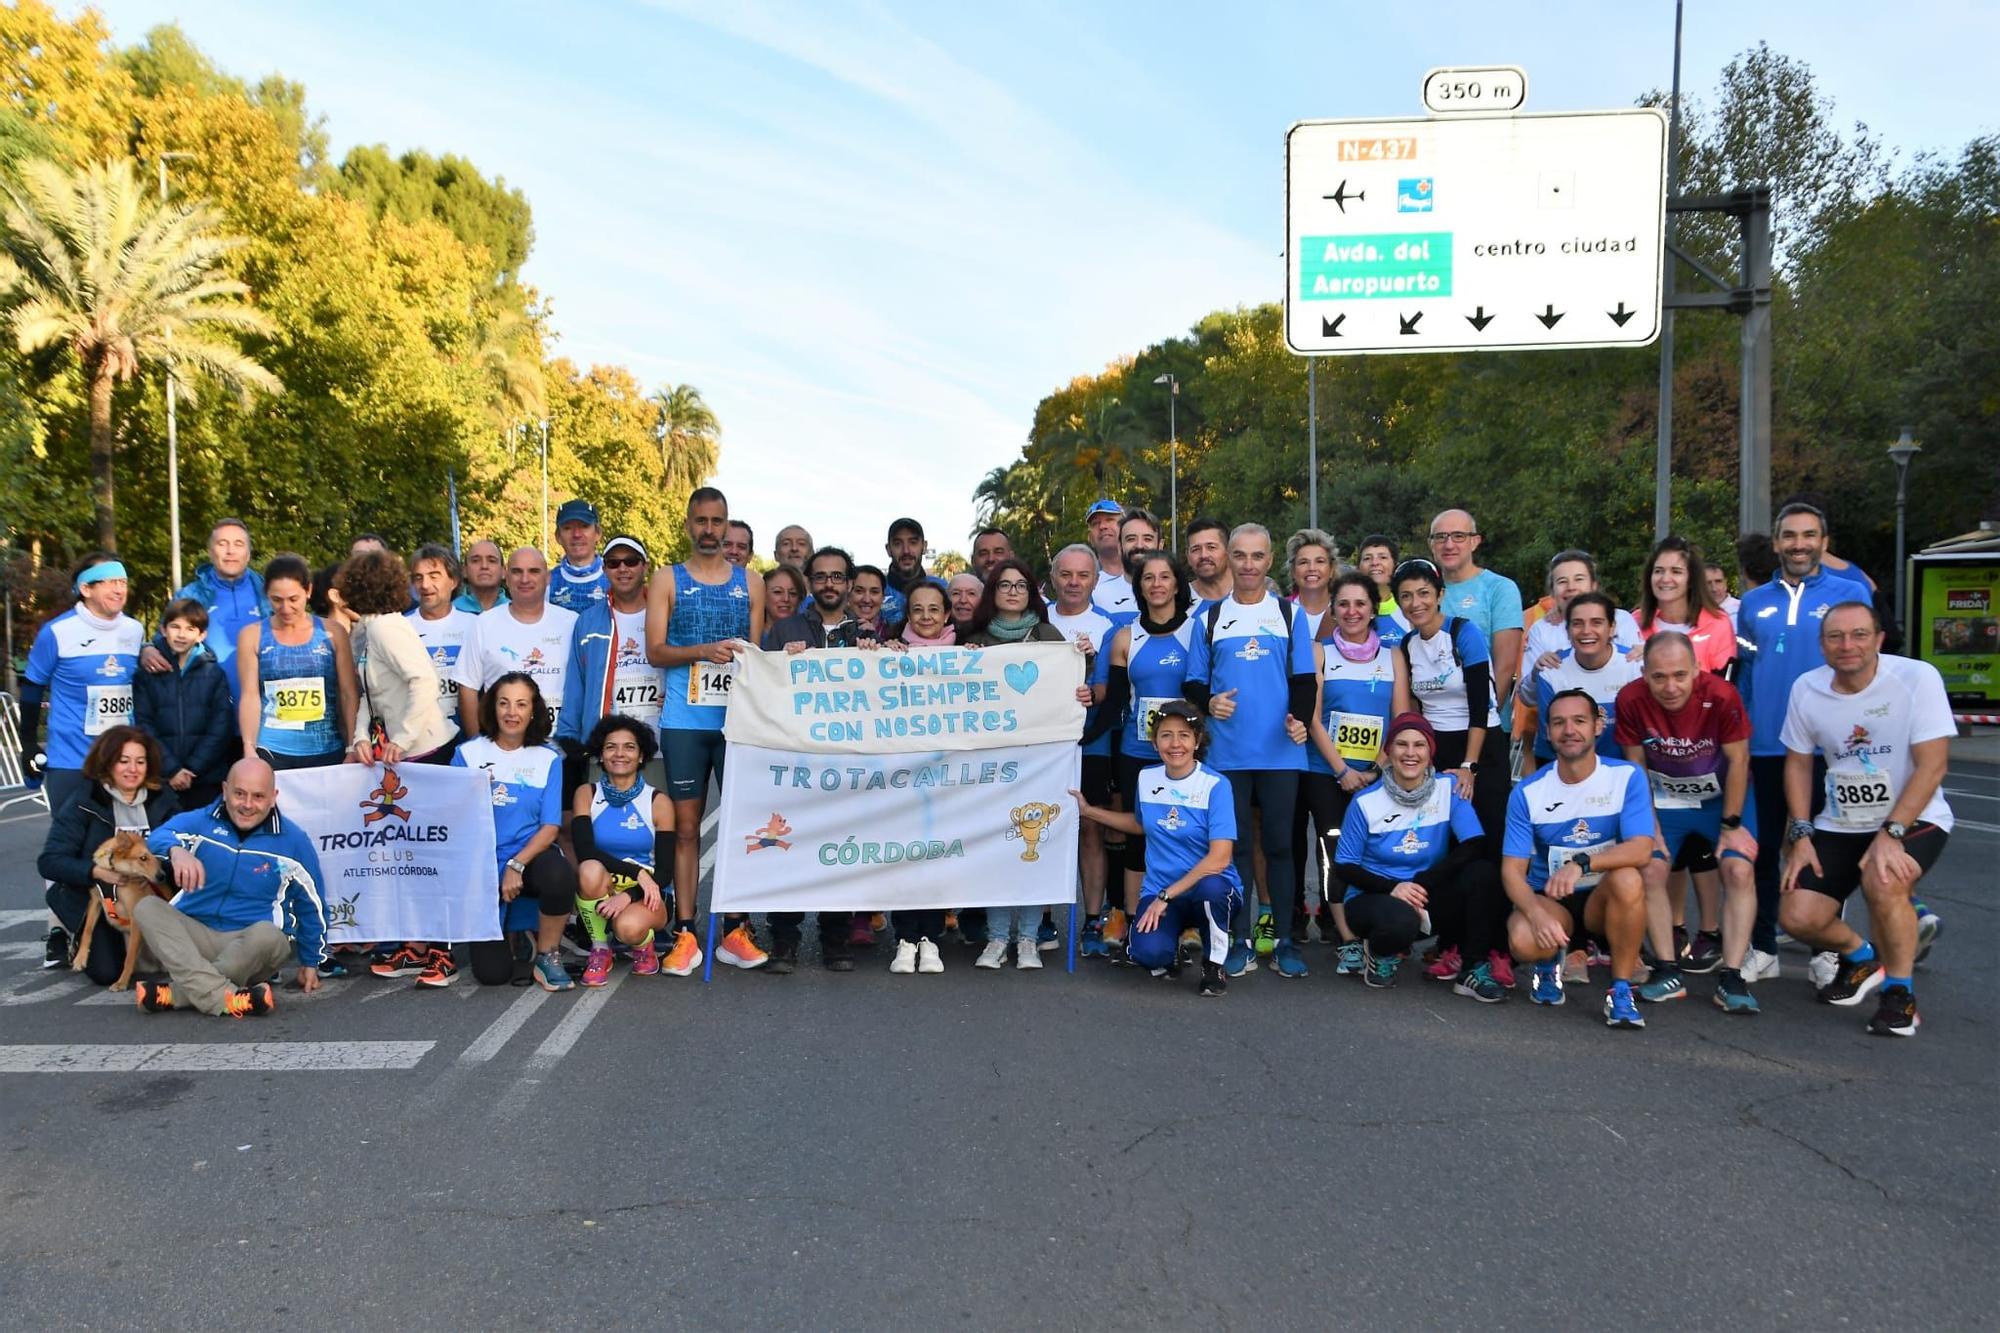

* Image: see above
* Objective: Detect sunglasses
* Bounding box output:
[603,555,645,569]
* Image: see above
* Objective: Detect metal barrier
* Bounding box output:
[0,691,48,815]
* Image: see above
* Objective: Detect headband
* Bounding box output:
[76,560,127,589]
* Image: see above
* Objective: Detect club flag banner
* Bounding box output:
[713,644,1086,912]
[280,762,501,944]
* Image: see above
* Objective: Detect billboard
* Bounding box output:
[1913,560,2000,708]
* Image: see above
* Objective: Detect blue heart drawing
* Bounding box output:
[1003,661,1039,694]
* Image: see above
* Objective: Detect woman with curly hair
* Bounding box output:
[338,550,456,766]
[570,714,675,985]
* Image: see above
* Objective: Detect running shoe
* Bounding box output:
[1178,927,1202,961]
[1741,948,1782,982]
[1808,950,1839,990]
[221,982,276,1018]
[134,979,174,1012]
[370,945,430,979]
[870,912,888,931]
[1672,924,1690,962]
[975,940,1009,969]
[1037,913,1060,951]
[1915,902,1940,965]
[1585,940,1612,971]
[822,942,855,972]
[940,910,963,943]
[716,923,768,969]
[1684,930,1723,974]
[532,950,574,992]
[1530,960,1565,1006]
[1866,985,1919,1037]
[1224,941,1256,978]
[1335,940,1365,976]
[629,938,659,976]
[42,926,71,970]
[917,938,944,973]
[1819,955,1883,1007]
[1712,971,1758,1015]
[1638,966,1688,1003]
[1198,961,1227,997]
[1016,937,1043,970]
[764,940,798,975]
[661,928,702,977]
[890,939,918,974]
[1272,943,1308,980]
[1080,916,1107,959]
[1104,907,1129,953]
[1604,980,1645,1029]
[1563,950,1590,984]
[1423,945,1462,981]
[1252,909,1277,957]
[582,945,614,988]
[1289,913,1310,946]
[1486,950,1516,989]
[1453,960,1507,1003]
[1362,943,1399,989]
[848,917,875,948]
[415,948,460,988]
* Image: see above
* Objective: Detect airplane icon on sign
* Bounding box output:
[1323,179,1365,213]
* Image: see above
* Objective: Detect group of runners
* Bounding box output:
[20,485,1959,1036]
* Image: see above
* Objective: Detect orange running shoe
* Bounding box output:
[134,979,174,1012]
[661,927,703,977]
[222,982,276,1018]
[717,922,769,969]
[1103,907,1129,951]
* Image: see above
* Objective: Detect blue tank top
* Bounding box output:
[1310,635,1399,776]
[589,782,659,870]
[256,617,340,756]
[1120,619,1197,761]
[661,563,751,731]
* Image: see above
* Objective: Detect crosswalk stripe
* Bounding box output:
[0,1040,434,1073]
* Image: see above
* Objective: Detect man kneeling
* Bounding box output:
[1502,690,1655,1028]
[134,758,327,1017]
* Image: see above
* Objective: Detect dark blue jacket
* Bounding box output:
[132,633,234,788]
[37,782,180,889]
[174,563,269,699]
[146,803,329,968]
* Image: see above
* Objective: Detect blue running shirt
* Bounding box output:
[1331,777,1485,896]
[1504,758,1653,892]
[1533,648,1642,760]
[454,736,563,870]
[1110,619,1197,762]
[1311,636,1399,776]
[1132,763,1244,901]
[588,782,660,870]
[661,563,752,732]
[24,607,143,768]
[1185,595,1315,772]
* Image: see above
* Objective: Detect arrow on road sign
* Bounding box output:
[1608,302,1636,326]
[1536,304,1564,329]
[1324,180,1365,213]
[1398,311,1423,335]
[1466,307,1495,331]
[1321,314,1346,337]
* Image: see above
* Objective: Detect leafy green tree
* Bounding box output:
[334,145,533,287]
[650,383,720,496]
[0,156,280,550]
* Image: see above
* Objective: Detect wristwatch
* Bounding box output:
[1882,821,1908,841]
[1570,852,1592,876]
[506,857,527,874]
[1720,814,1743,831]
[1464,760,1481,773]
[1785,819,1816,844]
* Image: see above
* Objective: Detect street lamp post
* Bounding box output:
[156,151,195,588]
[538,419,552,553]
[1153,373,1178,549]
[1888,425,1921,640]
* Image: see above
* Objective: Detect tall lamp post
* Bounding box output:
[156,150,196,589]
[538,419,552,553]
[1888,425,1920,639]
[1152,373,1178,549]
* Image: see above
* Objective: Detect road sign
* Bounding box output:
[1422,66,1527,114]
[1285,108,1668,356]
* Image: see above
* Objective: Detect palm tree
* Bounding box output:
[650,382,719,493]
[0,157,281,550]
[471,296,545,427]
[1031,389,1159,507]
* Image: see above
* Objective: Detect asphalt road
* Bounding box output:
[0,764,1994,1329]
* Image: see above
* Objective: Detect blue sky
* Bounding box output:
[94,0,1999,557]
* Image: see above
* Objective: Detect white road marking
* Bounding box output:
[0,910,50,931]
[0,970,80,1005]
[0,941,45,960]
[0,1040,433,1073]
[492,968,627,1119]
[1954,818,2000,834]
[457,986,551,1064]
[1944,788,1996,801]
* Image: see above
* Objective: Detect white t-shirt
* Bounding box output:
[1779,655,1956,834]
[406,606,476,731]
[1405,623,1496,732]
[1091,571,1136,620]
[453,602,578,733]
[1519,608,1642,697]
[605,605,666,736]
[1047,605,1115,658]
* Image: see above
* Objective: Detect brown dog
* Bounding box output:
[73,832,172,991]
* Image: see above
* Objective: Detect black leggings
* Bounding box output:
[470,847,577,985]
[1118,754,1152,874]
[893,909,945,943]
[1296,772,1362,916]
[1342,860,1506,962]
[1227,769,1299,940]
[1430,729,1510,861]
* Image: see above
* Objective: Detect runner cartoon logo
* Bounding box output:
[745,812,793,853]
[359,766,413,824]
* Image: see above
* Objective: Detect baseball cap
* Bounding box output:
[603,535,649,562]
[555,499,599,528]
[1086,498,1123,519]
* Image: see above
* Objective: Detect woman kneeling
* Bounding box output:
[571,715,675,986]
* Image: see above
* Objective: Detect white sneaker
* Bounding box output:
[1016,938,1043,969]
[917,938,944,973]
[975,940,1008,969]
[889,939,917,974]
[1741,948,1782,982]
[1808,950,1839,990]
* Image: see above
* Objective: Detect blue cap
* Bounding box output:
[1086,498,1123,519]
[555,499,599,528]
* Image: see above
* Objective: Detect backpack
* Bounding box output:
[1397,616,1470,680]
[1201,597,1296,689]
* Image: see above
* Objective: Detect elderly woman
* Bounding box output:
[339,549,456,766]
[38,725,178,985]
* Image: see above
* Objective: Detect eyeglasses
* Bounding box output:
[1428,531,1476,545]
[809,572,849,585]
[603,556,644,569]
[995,580,1031,593]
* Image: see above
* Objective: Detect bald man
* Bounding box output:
[135,759,328,1015]
[453,539,510,614]
[450,546,579,740]
[1427,507,1525,711]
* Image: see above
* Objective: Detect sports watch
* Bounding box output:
[1786,819,1816,844]
[1882,821,1908,841]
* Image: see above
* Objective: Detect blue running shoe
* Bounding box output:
[1224,941,1257,977]
[1273,943,1309,979]
[532,950,575,993]
[1712,972,1760,1015]
[1638,966,1688,1003]
[1036,913,1059,951]
[1604,980,1645,1029]
[1335,940,1364,976]
[1079,916,1107,959]
[1530,960,1565,1006]
[1362,943,1399,989]
[1914,900,1940,965]
[1452,961,1508,1003]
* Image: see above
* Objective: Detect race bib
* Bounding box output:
[1547,840,1612,889]
[1650,768,1722,811]
[613,670,664,721]
[687,659,735,707]
[84,683,134,736]
[1331,711,1384,763]
[1825,767,1892,830]
[1135,695,1176,742]
[265,676,327,730]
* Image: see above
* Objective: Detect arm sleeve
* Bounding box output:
[1462,657,1493,730]
[284,834,329,968]
[570,812,648,880]
[1336,861,1401,896]
[1287,671,1317,724]
[1414,835,1487,890]
[1081,661,1126,746]
[17,678,45,749]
